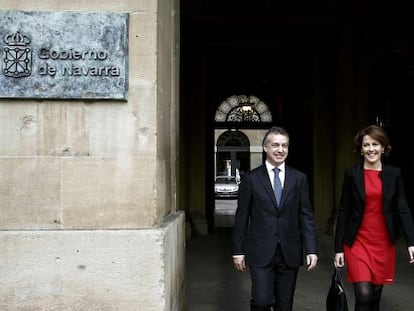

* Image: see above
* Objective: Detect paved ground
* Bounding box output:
[186,226,414,311]
[214,199,237,227]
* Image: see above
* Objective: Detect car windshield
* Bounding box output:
[216,177,236,184]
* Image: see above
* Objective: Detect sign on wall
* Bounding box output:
[0,10,128,100]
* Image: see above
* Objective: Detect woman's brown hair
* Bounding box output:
[354,125,392,158]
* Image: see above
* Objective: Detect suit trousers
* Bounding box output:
[249,244,298,311]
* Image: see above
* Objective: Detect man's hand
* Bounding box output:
[233,256,247,272]
[306,254,318,271]
[408,246,414,264]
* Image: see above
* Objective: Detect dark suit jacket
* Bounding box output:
[232,164,318,268]
[334,164,414,253]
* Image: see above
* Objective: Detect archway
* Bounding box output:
[215,130,250,178]
[213,95,272,228]
[214,94,273,123]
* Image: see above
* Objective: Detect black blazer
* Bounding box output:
[232,165,318,268]
[334,164,414,253]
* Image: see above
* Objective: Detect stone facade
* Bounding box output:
[0,1,183,310]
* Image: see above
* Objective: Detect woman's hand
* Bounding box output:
[334,252,345,267]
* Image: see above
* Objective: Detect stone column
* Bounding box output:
[0,1,184,310]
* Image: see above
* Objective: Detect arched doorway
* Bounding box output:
[213,95,272,228]
[215,130,250,179]
[214,94,273,123]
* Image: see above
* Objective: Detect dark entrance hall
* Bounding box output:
[180,2,414,308]
[180,0,414,236]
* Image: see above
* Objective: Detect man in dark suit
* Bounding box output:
[232,126,319,311]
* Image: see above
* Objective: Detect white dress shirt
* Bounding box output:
[265,160,285,189]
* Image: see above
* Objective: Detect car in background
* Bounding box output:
[214,175,239,198]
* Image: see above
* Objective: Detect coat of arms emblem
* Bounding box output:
[3,31,32,78]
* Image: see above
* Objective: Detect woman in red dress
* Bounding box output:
[334,125,414,310]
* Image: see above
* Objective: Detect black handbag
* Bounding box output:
[326,267,348,311]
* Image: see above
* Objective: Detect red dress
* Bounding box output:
[344,169,396,284]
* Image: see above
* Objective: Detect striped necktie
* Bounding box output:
[273,167,282,205]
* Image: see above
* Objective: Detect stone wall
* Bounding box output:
[0,0,184,310]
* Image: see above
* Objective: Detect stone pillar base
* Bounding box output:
[0,211,185,311]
